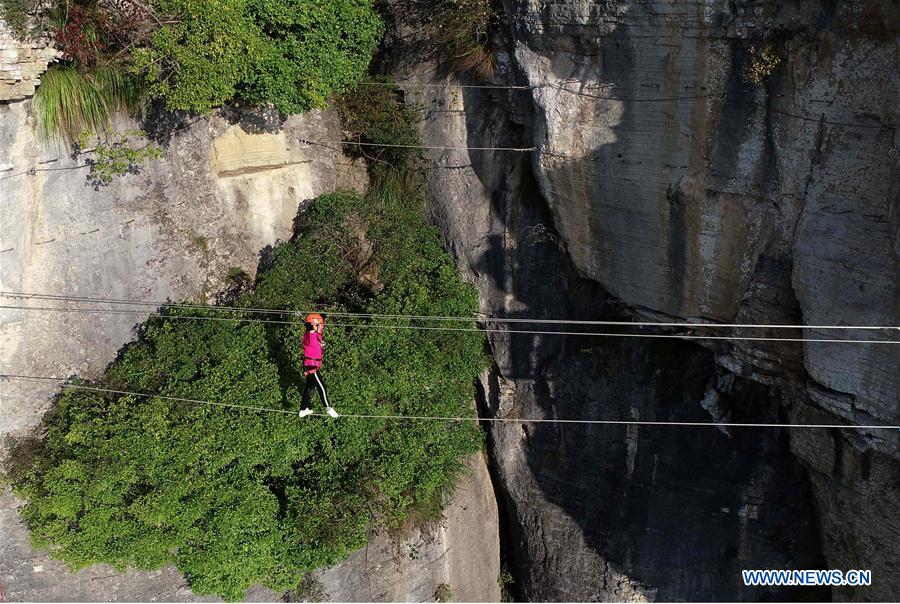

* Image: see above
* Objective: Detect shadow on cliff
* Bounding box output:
[448,30,829,604]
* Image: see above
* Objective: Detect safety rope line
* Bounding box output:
[2,292,898,332]
[2,95,888,184]
[360,80,721,102]
[548,83,723,103]
[3,374,897,431]
[357,80,894,129]
[359,81,534,90]
[3,304,899,345]
[297,138,536,152]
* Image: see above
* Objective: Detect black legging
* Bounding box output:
[300,369,330,410]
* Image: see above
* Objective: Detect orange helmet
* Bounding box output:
[305,313,325,326]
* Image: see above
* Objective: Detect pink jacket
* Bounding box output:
[302,331,323,368]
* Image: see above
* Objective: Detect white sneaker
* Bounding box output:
[298,408,314,418]
[326,407,339,418]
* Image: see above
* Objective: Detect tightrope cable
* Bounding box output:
[2,304,899,345]
[298,138,536,152]
[359,81,534,90]
[2,292,898,332]
[357,79,893,129]
[2,374,896,431]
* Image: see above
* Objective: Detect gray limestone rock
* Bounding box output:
[0,19,59,101]
[384,0,898,600]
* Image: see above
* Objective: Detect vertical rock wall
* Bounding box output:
[319,454,500,603]
[385,0,898,600]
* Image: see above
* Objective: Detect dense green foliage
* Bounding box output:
[240,0,385,114]
[336,77,420,166]
[23,0,381,139]
[128,0,260,114]
[8,83,487,599]
[131,0,383,113]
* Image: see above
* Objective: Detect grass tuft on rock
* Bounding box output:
[34,64,143,143]
[432,0,495,77]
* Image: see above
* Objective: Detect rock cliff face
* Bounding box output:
[0,92,499,601]
[319,454,500,603]
[0,101,364,433]
[385,0,898,600]
[0,21,58,101]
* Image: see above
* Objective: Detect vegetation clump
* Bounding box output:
[34,65,143,143]
[743,43,781,85]
[0,0,44,38]
[129,0,383,114]
[432,0,495,76]
[6,82,487,600]
[13,0,381,187]
[82,129,163,188]
[335,77,424,206]
[17,0,382,137]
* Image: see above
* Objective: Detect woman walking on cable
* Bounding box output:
[298,313,339,418]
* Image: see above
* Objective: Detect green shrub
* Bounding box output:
[129,0,262,114]
[227,267,247,281]
[131,0,383,114]
[240,0,385,115]
[84,129,163,188]
[336,78,421,168]
[434,583,453,602]
[8,150,486,597]
[336,76,427,223]
[32,64,158,185]
[28,0,381,142]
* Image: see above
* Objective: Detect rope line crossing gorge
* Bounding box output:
[2,374,897,431]
[2,291,900,345]
[6,290,900,330]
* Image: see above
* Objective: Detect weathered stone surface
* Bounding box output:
[778,33,900,429]
[0,19,59,101]
[318,454,500,603]
[787,399,900,602]
[385,0,898,600]
[390,60,824,601]
[515,0,772,323]
[509,0,900,440]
